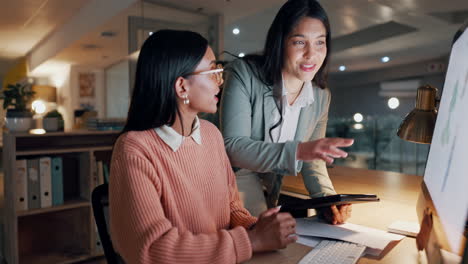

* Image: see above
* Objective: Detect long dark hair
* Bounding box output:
[243,0,331,140]
[246,0,331,88]
[122,30,208,133]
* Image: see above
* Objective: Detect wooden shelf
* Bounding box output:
[3,131,116,264]
[20,251,98,264]
[17,200,90,217]
[17,146,113,156]
[10,129,119,138]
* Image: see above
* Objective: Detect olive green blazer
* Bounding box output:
[220,59,336,206]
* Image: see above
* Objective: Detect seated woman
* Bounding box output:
[109,29,297,264]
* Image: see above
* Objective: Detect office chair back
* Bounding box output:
[91,183,124,264]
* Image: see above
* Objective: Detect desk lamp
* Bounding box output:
[30,85,57,134]
[397,85,438,144]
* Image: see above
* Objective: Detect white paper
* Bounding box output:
[387,220,420,237]
[296,235,321,248]
[295,217,404,250]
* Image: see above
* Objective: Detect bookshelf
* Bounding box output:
[3,130,119,264]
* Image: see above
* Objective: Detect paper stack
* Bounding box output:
[295,217,404,256]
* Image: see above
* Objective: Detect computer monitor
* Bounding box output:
[417,24,468,263]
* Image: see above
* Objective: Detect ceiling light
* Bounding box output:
[339,65,346,71]
[353,113,363,123]
[232,28,240,35]
[388,97,400,109]
[353,123,364,130]
[381,56,390,63]
[238,53,245,57]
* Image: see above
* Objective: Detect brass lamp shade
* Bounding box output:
[397,85,438,144]
[32,85,57,102]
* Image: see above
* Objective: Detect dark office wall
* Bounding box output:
[329,83,415,118]
[328,57,447,119]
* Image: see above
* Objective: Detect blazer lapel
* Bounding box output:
[294,104,314,141]
[262,85,279,142]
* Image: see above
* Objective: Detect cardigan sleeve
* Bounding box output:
[109,151,253,264]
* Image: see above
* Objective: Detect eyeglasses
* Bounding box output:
[187,64,224,86]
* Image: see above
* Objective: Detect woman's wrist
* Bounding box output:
[296,142,305,161]
[247,229,259,252]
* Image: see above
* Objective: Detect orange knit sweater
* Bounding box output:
[109,120,257,264]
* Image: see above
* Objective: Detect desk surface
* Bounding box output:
[246,166,423,264]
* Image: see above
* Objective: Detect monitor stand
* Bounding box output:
[416,182,467,264]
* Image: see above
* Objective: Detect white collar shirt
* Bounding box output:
[155,116,202,152]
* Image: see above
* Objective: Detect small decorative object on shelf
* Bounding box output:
[43,110,65,132]
[86,118,125,131]
[1,82,35,132]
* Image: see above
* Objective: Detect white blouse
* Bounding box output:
[269,79,315,143]
[267,78,315,173]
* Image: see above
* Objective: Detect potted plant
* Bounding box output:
[43,110,64,132]
[0,82,35,132]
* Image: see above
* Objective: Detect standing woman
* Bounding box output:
[110,30,297,264]
[220,0,353,223]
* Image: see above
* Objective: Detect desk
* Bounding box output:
[246,166,423,264]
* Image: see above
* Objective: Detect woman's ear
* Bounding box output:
[174,76,189,100]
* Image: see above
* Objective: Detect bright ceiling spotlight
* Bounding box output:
[381,56,390,63]
[353,113,363,123]
[388,97,400,109]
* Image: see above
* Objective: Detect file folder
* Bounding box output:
[103,163,110,184]
[27,159,41,209]
[15,159,28,211]
[96,161,104,186]
[39,157,52,208]
[51,157,64,206]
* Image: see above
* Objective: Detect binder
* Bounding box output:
[279,194,380,213]
[27,159,41,209]
[91,155,98,187]
[51,157,64,206]
[97,161,104,186]
[15,159,28,211]
[39,157,52,208]
[103,163,109,184]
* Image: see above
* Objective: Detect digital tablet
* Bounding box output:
[279,194,380,212]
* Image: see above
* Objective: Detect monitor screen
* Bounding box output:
[423,28,468,254]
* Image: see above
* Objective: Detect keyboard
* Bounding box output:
[298,239,366,264]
